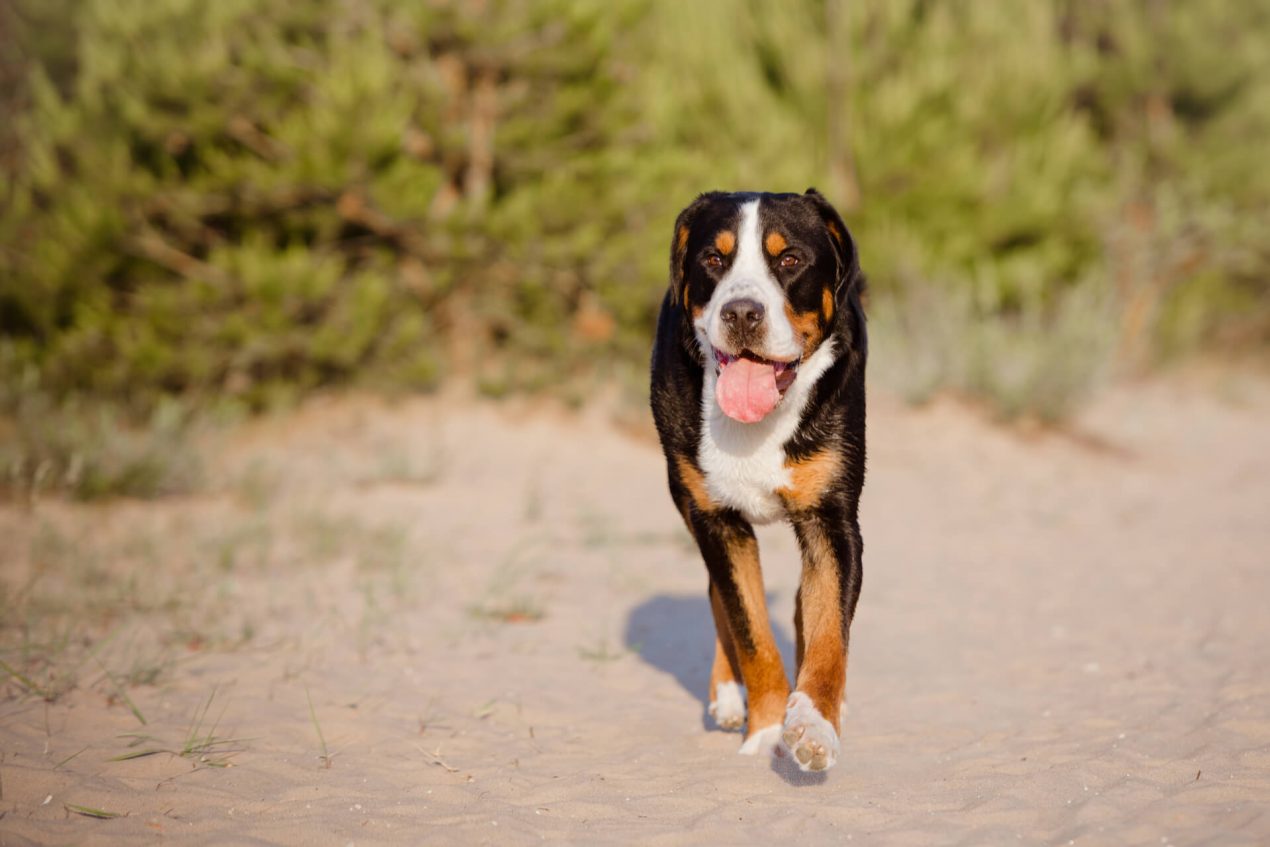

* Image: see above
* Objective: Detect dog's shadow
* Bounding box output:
[623,592,798,724]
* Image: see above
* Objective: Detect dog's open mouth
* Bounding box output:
[713,348,799,423]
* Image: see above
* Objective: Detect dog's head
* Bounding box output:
[669,189,861,423]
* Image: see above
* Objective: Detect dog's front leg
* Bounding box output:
[688,511,790,754]
[784,505,862,771]
[706,582,745,730]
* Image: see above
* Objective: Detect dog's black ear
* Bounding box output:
[803,187,860,294]
[669,192,723,306]
[805,188,867,355]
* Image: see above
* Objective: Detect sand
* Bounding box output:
[2,376,1269,845]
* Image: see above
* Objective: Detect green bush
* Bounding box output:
[1,0,1266,424]
[1,0,647,409]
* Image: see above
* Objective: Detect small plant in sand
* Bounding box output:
[0,657,72,702]
[467,595,546,624]
[358,441,446,488]
[112,687,248,768]
[306,685,334,769]
[577,637,624,663]
[466,543,548,624]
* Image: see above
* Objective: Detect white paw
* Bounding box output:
[737,723,781,756]
[708,681,746,731]
[781,691,840,772]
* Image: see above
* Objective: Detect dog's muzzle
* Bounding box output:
[720,297,765,349]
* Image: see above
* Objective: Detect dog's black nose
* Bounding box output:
[721,298,765,328]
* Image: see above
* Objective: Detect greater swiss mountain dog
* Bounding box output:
[650,189,866,772]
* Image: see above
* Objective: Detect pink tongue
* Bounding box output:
[716,358,780,423]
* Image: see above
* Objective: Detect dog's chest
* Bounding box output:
[697,385,802,526]
[698,423,791,524]
[695,339,837,525]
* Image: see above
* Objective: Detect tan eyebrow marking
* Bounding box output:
[714,230,736,255]
[765,231,788,256]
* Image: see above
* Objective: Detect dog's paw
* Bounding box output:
[781,691,839,772]
[708,680,746,731]
[737,722,782,756]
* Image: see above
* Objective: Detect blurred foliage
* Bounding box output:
[0,360,202,500]
[1,0,1267,422]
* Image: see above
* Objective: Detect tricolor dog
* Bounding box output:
[650,189,866,772]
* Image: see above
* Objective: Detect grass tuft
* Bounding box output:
[305,685,333,769]
[871,277,1118,424]
[0,657,56,700]
[111,686,247,768]
[98,664,148,725]
[467,596,545,624]
[577,638,624,663]
[0,373,202,501]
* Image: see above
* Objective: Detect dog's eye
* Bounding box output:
[704,254,723,270]
[779,254,800,270]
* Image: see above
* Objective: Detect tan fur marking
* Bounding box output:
[709,585,743,701]
[784,301,825,359]
[671,225,692,306]
[676,456,717,514]
[793,522,845,731]
[764,231,787,256]
[826,220,843,246]
[778,449,842,513]
[822,285,835,322]
[725,531,790,733]
[714,230,736,255]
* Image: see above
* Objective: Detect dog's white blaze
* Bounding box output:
[737,722,782,756]
[698,337,837,524]
[708,680,746,729]
[692,199,801,363]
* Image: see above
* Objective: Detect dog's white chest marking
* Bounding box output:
[698,339,837,524]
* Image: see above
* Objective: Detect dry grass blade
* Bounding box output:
[305,685,332,769]
[110,733,164,761]
[98,664,147,726]
[64,803,125,819]
[0,659,53,700]
[110,748,165,762]
[54,746,89,769]
[420,745,460,774]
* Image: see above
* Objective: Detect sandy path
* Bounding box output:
[1,378,1269,845]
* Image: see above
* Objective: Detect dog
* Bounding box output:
[650,189,866,772]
